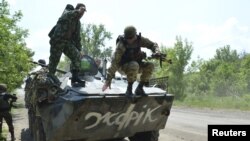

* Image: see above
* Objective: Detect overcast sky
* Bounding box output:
[7,0,250,63]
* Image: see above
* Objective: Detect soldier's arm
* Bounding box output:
[140,36,160,53]
[7,94,17,101]
[106,43,126,84]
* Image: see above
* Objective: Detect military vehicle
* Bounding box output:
[24,54,174,141]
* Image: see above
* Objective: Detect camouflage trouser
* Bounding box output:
[121,61,154,83]
[0,111,14,134]
[48,40,81,74]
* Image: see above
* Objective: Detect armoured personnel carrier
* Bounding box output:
[24,55,174,141]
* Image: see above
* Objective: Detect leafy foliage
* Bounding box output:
[0,0,34,91]
[155,36,193,100]
[81,24,112,59]
[186,45,250,99]
[58,24,113,71]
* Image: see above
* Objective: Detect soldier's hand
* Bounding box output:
[102,82,111,91]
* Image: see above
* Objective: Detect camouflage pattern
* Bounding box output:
[48,8,82,75]
[26,54,174,141]
[106,35,159,84]
[29,67,60,116]
[24,67,63,140]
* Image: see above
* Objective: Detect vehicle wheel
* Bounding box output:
[128,130,159,141]
[34,116,46,141]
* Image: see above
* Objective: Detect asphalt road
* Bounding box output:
[160,107,250,141]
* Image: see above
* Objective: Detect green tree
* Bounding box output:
[214,45,239,62]
[58,24,113,71]
[190,45,244,97]
[185,57,210,96]
[156,36,193,100]
[0,0,34,91]
[240,53,250,93]
[81,24,112,59]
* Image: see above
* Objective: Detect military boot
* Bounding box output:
[135,82,148,96]
[47,73,61,86]
[10,131,15,141]
[71,70,85,87]
[125,82,133,97]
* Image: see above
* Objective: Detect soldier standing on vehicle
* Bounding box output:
[48,3,86,86]
[102,25,161,97]
[0,83,17,141]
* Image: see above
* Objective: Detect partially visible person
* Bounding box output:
[102,25,161,97]
[48,3,87,86]
[0,83,17,141]
[25,59,47,109]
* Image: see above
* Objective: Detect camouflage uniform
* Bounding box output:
[48,9,82,75]
[0,83,17,141]
[106,26,160,96]
[48,4,87,86]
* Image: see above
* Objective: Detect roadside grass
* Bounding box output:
[173,95,250,111]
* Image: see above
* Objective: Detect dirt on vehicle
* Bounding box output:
[21,55,174,141]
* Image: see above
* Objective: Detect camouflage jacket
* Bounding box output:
[106,36,159,84]
[50,10,82,51]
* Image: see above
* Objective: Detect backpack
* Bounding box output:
[48,4,74,38]
[0,93,10,111]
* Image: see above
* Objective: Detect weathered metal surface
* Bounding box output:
[26,57,174,141]
[39,92,174,141]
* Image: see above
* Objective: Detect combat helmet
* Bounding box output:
[38,59,46,65]
[124,26,137,39]
[0,83,7,92]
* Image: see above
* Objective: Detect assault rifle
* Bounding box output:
[140,52,172,68]
[10,94,17,108]
[30,61,67,74]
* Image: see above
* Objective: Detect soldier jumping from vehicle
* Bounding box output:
[102,25,161,97]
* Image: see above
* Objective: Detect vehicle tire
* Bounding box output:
[34,116,46,141]
[128,130,159,141]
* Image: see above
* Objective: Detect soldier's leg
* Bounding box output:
[2,112,15,140]
[48,43,64,75]
[135,62,154,96]
[63,44,84,85]
[121,61,139,96]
